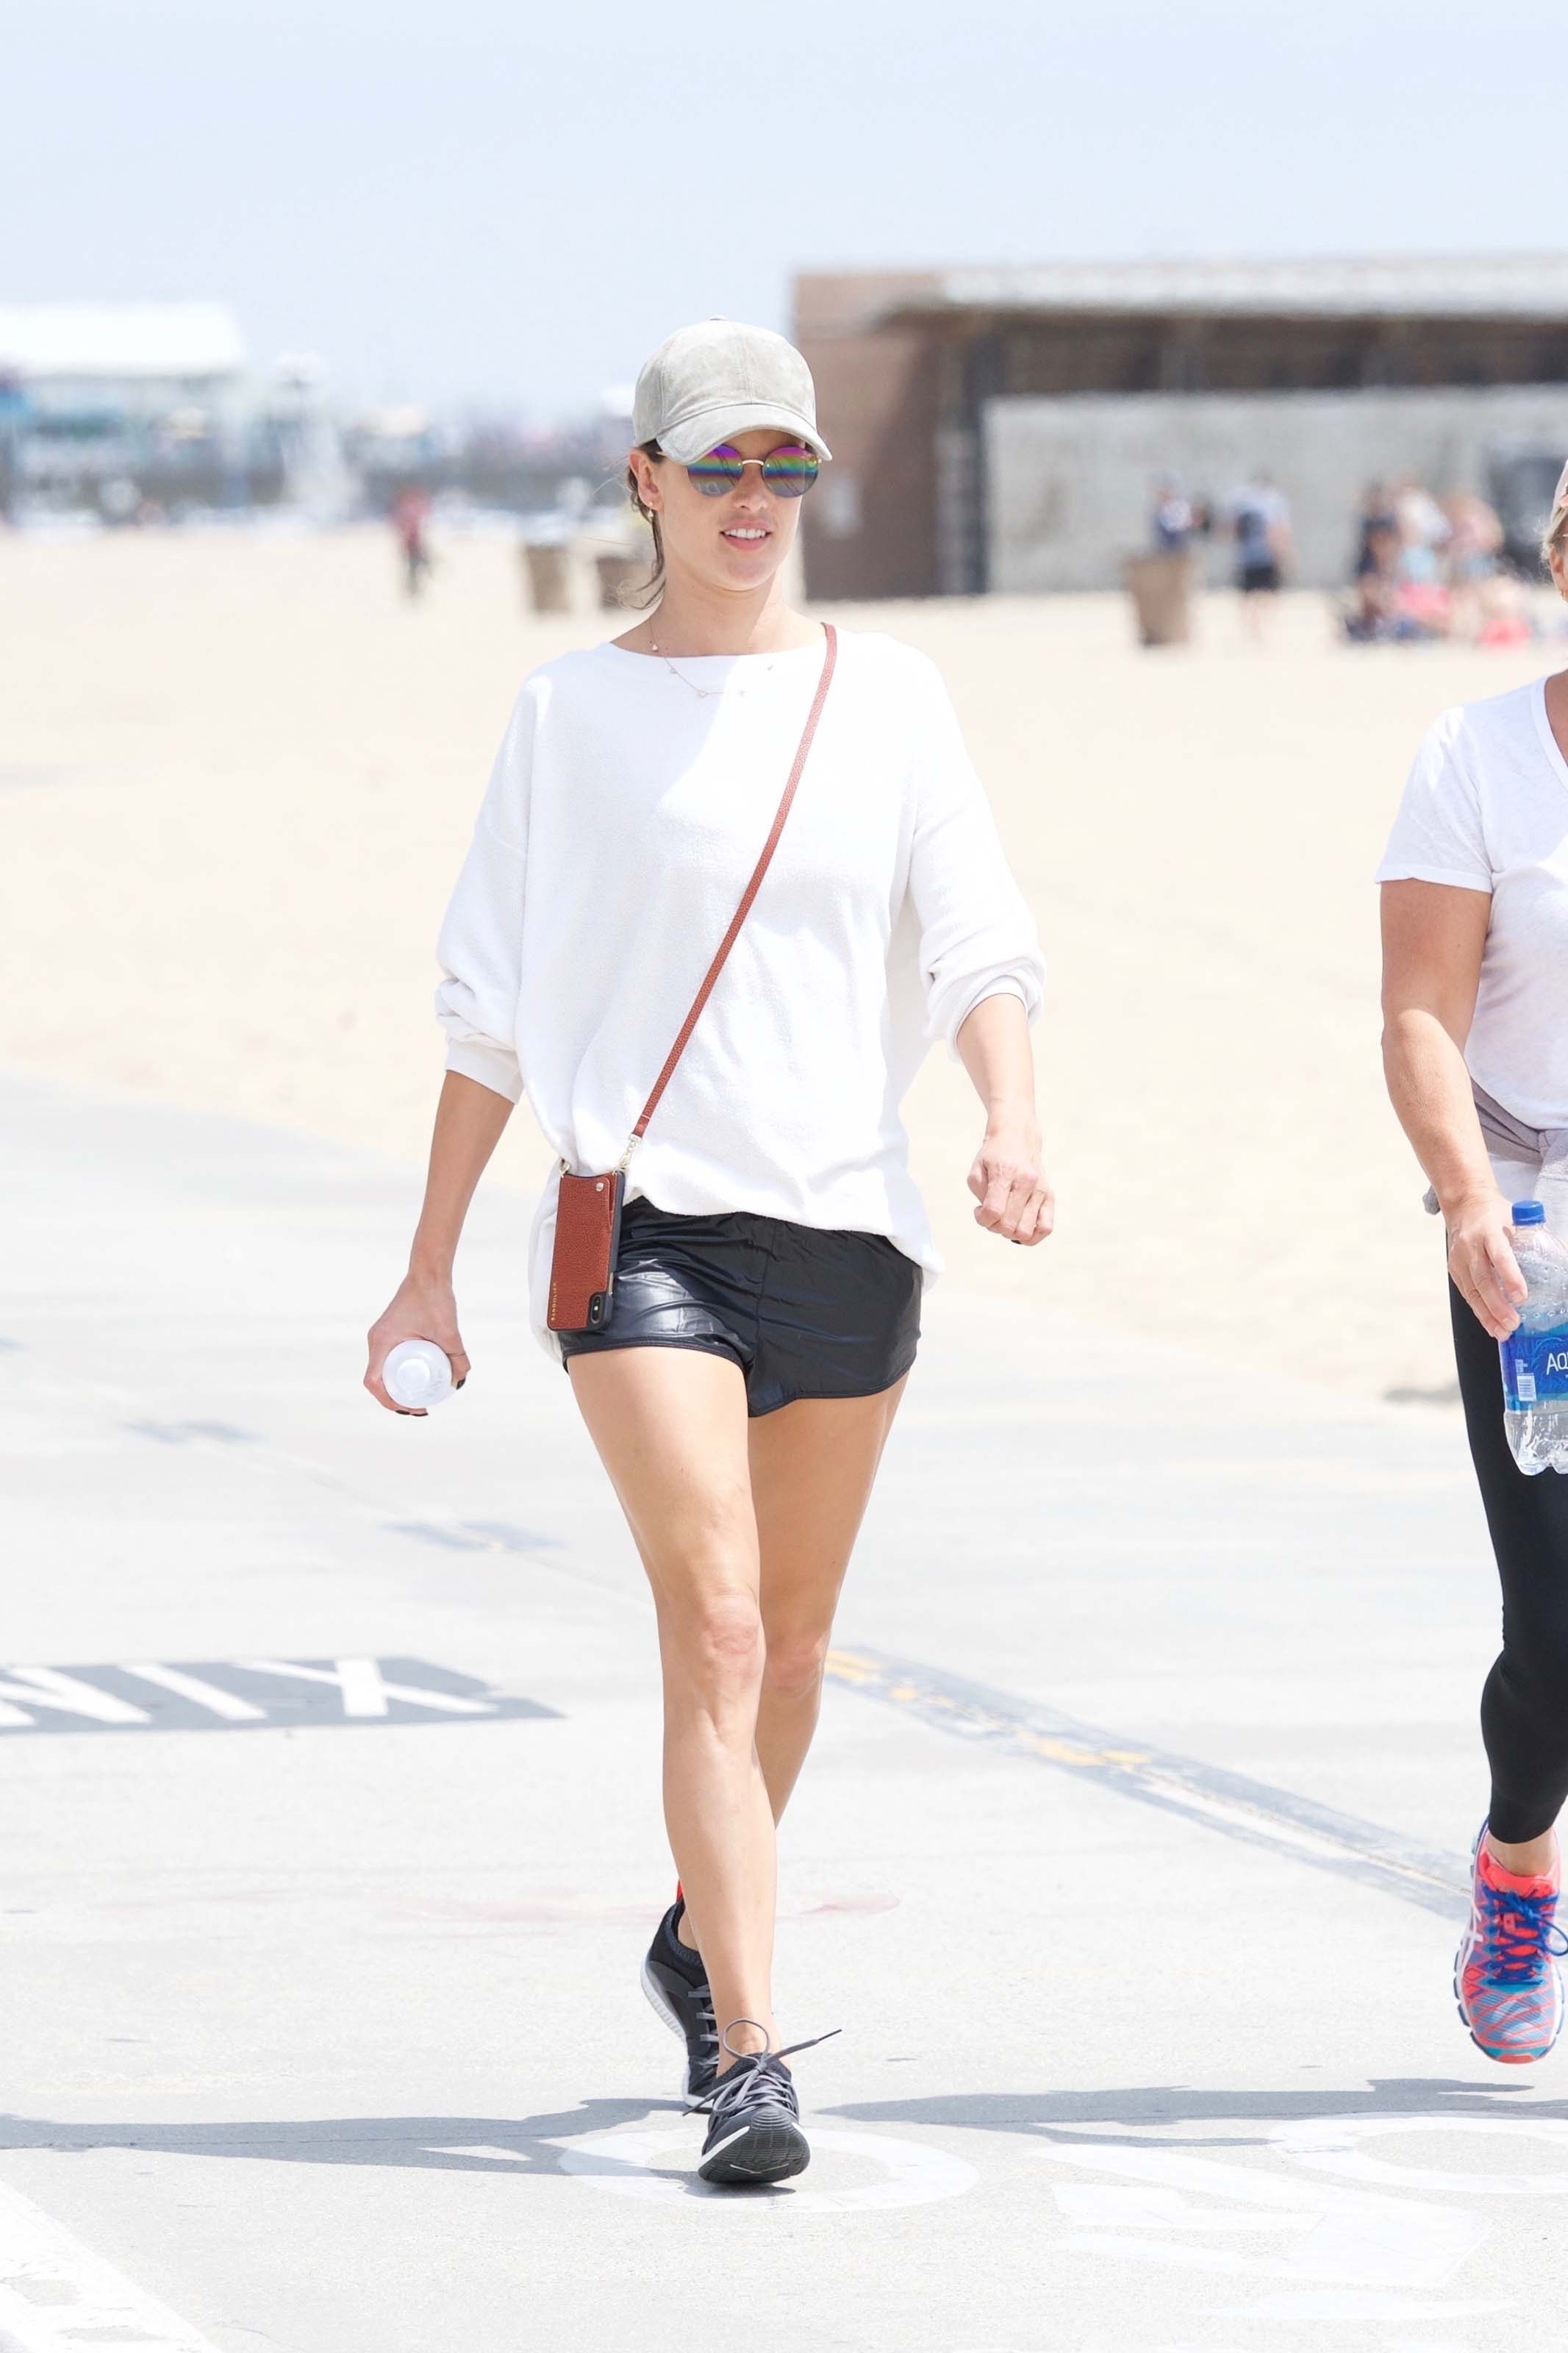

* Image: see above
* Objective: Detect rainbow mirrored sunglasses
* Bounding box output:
[686,441,820,499]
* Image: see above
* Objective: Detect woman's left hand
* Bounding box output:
[967,1117,1054,1246]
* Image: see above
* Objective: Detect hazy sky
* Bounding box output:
[8,0,1564,418]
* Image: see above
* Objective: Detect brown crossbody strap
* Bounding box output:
[622,621,838,1160]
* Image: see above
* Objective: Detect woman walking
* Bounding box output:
[1378,460,1568,2064]
[365,320,1050,2183]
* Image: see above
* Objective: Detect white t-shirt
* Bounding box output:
[434,628,1047,1363]
[1375,675,1568,1129]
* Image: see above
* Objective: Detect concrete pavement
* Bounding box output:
[3,1068,1565,2353]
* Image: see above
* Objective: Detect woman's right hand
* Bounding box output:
[365,1275,470,1415]
[1445,1190,1528,1340]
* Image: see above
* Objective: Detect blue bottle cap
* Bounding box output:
[1512,1200,1547,1226]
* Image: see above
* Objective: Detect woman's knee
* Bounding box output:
[760,1627,832,1702]
[663,1582,766,1702]
[1499,1574,1568,1674]
[1490,1631,1568,1739]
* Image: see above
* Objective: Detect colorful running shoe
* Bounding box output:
[641,1900,719,2107]
[1455,1822,1567,2064]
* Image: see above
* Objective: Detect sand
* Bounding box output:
[3,518,1559,1403]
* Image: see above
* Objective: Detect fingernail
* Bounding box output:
[455,1377,466,1389]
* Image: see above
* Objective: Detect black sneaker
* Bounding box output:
[640,1900,718,2106]
[697,2029,840,2188]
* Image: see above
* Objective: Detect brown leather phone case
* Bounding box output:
[548,1168,626,1332]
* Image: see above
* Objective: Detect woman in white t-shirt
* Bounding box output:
[362,321,1050,2185]
[1378,459,1568,2068]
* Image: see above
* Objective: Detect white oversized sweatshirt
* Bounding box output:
[434,628,1046,1363]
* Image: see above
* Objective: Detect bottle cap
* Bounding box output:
[383,1338,454,1408]
[1511,1200,1547,1226]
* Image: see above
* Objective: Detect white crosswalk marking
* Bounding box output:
[0,1667,150,1725]
[237,1657,495,1716]
[0,2177,224,2350]
[122,1662,268,1721]
[1034,2134,1488,2295]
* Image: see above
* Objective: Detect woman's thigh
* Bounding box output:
[747,1374,912,1643]
[566,1344,760,1615]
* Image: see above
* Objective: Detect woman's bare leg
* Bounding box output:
[567,1345,775,2063]
[748,1374,911,1818]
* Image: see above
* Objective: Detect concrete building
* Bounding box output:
[795,257,1568,597]
[0,302,249,512]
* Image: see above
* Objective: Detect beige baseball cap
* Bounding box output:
[632,318,831,465]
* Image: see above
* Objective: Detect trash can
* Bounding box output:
[522,540,571,613]
[595,551,647,610]
[1123,551,1197,648]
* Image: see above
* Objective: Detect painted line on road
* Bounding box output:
[826,1646,1469,1920]
[0,2176,224,2351]
[0,1656,561,1736]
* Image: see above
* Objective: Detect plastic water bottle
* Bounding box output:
[1498,1202,1568,1474]
[383,1340,454,1411]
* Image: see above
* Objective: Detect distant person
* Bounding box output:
[392,485,433,598]
[364,317,1049,2188]
[1392,528,1453,640]
[1378,457,1568,2065]
[1445,492,1506,643]
[1444,490,1503,581]
[1354,480,1399,579]
[1230,472,1292,640]
[1395,476,1451,559]
[1343,521,1401,642]
[1474,571,1533,649]
[1151,476,1197,553]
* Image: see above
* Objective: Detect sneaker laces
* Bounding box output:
[688,2012,720,2104]
[679,1988,720,2110]
[667,1915,720,2058]
[1478,1876,1568,1986]
[684,1973,719,2057]
[705,2027,841,2129]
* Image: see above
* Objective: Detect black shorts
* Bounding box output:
[1239,559,1281,593]
[556,1195,923,1417]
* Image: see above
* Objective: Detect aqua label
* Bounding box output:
[1501,1325,1568,1412]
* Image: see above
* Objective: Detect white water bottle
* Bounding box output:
[1498,1202,1568,1475]
[383,1340,455,1410]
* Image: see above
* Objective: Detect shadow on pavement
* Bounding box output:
[831,2076,1568,2146]
[0,2080,1556,2174]
[0,2099,684,2174]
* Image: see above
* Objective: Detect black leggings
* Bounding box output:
[1451,1279,1568,1842]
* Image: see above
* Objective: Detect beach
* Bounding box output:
[4,519,1556,1402]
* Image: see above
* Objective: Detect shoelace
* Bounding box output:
[1478,1877,1568,1986]
[669,1918,719,2057]
[704,2029,842,2129]
[692,1991,720,2066]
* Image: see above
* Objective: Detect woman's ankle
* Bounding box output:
[1486,1825,1560,1881]
[712,2013,775,2076]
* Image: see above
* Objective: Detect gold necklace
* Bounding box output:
[649,640,776,700]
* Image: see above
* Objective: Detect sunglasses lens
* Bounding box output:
[688,445,744,496]
[762,443,819,498]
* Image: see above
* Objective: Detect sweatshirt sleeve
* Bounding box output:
[904,657,1047,1060]
[433,690,533,1104]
